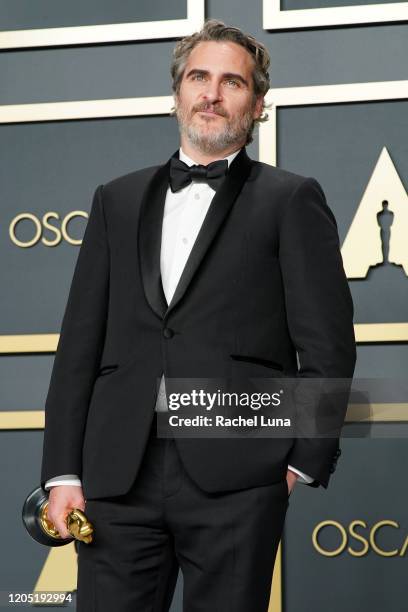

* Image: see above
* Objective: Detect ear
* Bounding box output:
[253,95,264,120]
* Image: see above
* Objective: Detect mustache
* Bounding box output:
[192,104,228,118]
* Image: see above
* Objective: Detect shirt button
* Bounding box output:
[182,237,188,244]
[194,193,200,200]
[163,327,174,339]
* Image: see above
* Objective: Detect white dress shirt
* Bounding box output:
[44,146,314,490]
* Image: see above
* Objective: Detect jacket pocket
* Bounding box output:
[97,364,119,377]
[229,354,284,372]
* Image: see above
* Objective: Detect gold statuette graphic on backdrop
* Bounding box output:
[22,486,93,546]
[341,147,408,278]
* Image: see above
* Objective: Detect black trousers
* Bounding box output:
[76,419,289,612]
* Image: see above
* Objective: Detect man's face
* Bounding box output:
[174,41,263,155]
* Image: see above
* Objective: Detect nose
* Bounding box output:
[201,79,222,105]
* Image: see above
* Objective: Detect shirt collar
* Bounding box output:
[179,146,241,168]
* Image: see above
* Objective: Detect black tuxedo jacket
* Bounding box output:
[40,147,356,499]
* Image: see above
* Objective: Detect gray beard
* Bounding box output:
[176,108,254,155]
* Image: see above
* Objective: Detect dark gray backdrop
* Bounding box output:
[1,1,407,611]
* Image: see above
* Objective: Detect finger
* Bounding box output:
[52,513,71,539]
[72,499,85,511]
[54,520,71,539]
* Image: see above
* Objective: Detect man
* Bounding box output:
[41,19,356,612]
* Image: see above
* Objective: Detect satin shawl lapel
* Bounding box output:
[138,160,170,320]
[138,147,253,320]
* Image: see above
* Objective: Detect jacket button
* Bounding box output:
[163,327,174,339]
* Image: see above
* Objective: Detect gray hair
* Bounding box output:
[170,19,271,144]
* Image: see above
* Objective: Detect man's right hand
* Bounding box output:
[47,485,86,540]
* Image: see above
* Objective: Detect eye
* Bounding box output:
[225,79,239,87]
[192,73,205,81]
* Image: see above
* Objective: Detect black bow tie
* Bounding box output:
[169,157,229,193]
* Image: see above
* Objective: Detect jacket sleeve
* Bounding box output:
[279,177,356,488]
[40,184,109,488]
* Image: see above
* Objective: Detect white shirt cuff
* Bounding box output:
[287,464,315,484]
[44,475,82,490]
